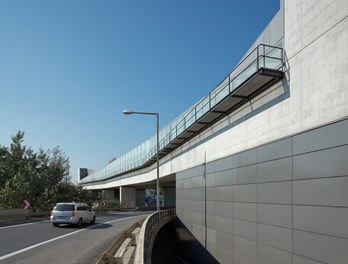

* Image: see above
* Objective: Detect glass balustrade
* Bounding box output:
[80,44,283,183]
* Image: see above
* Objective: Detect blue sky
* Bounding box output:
[0,1,279,182]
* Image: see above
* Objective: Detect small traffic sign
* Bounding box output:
[22,200,30,209]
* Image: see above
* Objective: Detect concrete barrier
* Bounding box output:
[0,209,49,226]
[134,209,176,264]
[97,209,175,264]
[97,219,145,264]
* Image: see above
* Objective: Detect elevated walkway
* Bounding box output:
[80,44,284,185]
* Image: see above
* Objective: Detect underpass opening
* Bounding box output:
[151,217,219,264]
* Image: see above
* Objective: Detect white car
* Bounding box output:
[50,202,96,227]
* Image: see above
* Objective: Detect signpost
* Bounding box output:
[22,200,30,209]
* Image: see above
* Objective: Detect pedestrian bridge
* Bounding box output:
[79,43,284,206]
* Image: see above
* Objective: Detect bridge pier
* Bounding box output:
[162,187,175,207]
[136,188,146,207]
[119,186,136,207]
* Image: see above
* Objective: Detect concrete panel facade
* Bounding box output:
[177,118,348,263]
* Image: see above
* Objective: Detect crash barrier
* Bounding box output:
[97,218,145,264]
[93,206,174,214]
[93,207,137,213]
[134,209,176,264]
[0,209,50,226]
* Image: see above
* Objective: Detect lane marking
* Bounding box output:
[0,215,143,261]
[0,222,37,230]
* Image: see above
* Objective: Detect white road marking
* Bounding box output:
[0,216,142,261]
[0,222,37,230]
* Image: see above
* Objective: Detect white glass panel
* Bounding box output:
[265,57,282,69]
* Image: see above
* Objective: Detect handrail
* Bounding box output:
[80,44,283,184]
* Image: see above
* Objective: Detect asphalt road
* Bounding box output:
[0,212,149,264]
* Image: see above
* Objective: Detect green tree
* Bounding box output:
[36,147,71,210]
[95,192,120,209]
[0,145,9,189]
[0,131,95,211]
[0,131,73,210]
[0,131,34,208]
[51,182,94,206]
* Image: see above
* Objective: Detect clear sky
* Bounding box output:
[0,1,280,183]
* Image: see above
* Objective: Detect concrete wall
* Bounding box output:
[177,118,348,264]
[103,189,115,200]
[120,186,136,207]
[176,0,348,263]
[283,0,348,132]
[168,0,348,177]
[162,187,176,207]
[136,189,146,207]
[0,209,30,217]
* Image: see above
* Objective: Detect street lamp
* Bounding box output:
[123,110,160,211]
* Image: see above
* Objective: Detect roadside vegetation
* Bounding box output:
[0,131,94,211]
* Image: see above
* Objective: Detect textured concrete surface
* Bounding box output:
[177,118,348,264]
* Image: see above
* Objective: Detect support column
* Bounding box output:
[162,187,176,207]
[120,186,136,208]
[103,189,115,199]
[136,189,146,207]
[119,186,122,205]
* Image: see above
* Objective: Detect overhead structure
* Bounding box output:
[80,44,284,184]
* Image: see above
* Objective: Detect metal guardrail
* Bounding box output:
[93,207,137,213]
[135,209,176,264]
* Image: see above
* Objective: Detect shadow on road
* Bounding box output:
[89,223,113,229]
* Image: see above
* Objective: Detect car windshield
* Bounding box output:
[54,204,75,211]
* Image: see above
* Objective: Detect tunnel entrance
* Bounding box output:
[151,218,219,264]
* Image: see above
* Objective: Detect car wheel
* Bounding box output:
[90,216,96,225]
[53,223,59,227]
[77,218,82,228]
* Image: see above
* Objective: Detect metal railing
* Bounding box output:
[81,44,283,183]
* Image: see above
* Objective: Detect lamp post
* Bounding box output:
[123,110,160,211]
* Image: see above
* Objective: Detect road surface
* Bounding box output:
[0,212,148,264]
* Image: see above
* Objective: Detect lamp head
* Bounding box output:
[123,110,133,115]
